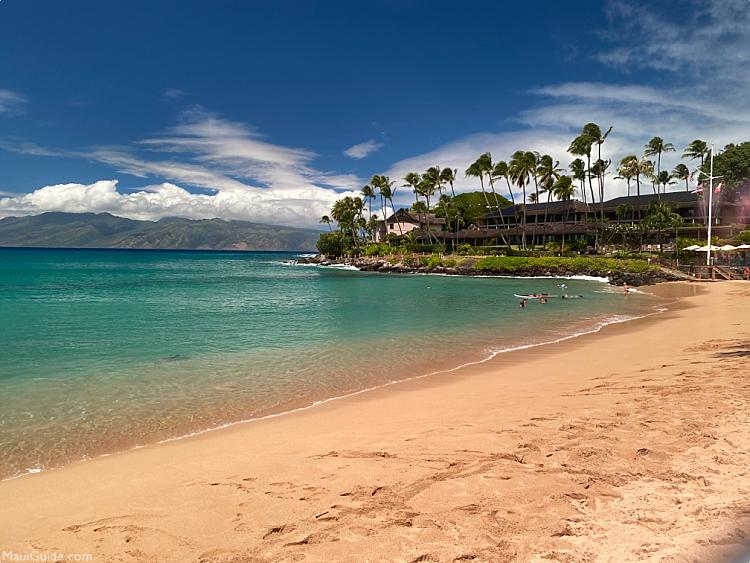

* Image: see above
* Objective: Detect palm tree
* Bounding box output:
[568,133,596,206]
[361,184,376,217]
[440,168,460,236]
[472,155,509,245]
[641,200,683,251]
[569,158,587,205]
[656,170,674,196]
[416,176,437,243]
[644,136,676,181]
[509,150,536,249]
[320,215,332,232]
[639,157,654,197]
[682,139,709,169]
[491,160,517,207]
[360,184,376,240]
[590,158,611,229]
[616,155,638,197]
[672,163,690,192]
[537,154,562,227]
[552,175,575,251]
[583,122,613,220]
[330,196,364,249]
[403,172,422,206]
[372,175,399,240]
[466,158,493,231]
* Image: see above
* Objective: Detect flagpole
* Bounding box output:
[707,145,714,267]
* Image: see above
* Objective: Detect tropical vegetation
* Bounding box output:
[318,125,749,258]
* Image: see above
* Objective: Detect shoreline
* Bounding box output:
[296,254,685,286]
[2,282,668,483]
[3,281,749,562]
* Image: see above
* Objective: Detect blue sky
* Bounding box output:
[1,0,749,227]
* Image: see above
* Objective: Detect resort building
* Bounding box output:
[374,209,446,242]
[402,192,749,247]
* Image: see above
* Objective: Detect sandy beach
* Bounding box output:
[1,281,749,562]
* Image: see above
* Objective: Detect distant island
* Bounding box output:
[0,212,321,251]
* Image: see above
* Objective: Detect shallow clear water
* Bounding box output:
[0,248,664,479]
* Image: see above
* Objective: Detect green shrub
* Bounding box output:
[473,256,660,275]
[316,232,348,258]
[363,243,390,257]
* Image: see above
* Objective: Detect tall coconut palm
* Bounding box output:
[552,175,576,251]
[466,158,493,231]
[372,174,399,240]
[682,139,709,169]
[590,158,611,226]
[568,133,596,205]
[672,163,690,192]
[320,215,332,232]
[537,154,562,226]
[656,170,674,196]
[416,175,438,243]
[361,184,376,218]
[644,136,676,180]
[583,123,613,218]
[509,150,536,248]
[569,158,587,205]
[639,157,654,197]
[440,168,460,236]
[616,155,638,197]
[361,184,377,240]
[491,160,517,207]
[477,153,502,213]
[403,172,422,206]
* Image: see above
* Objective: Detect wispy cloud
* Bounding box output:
[388,0,750,203]
[162,88,186,100]
[344,139,383,159]
[0,109,362,227]
[0,89,27,115]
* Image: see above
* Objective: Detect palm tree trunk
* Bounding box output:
[478,176,492,234]
[488,177,509,247]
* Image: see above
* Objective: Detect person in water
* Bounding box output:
[623,283,630,294]
[519,299,527,308]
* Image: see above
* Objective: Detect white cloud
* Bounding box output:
[386,0,750,204]
[344,139,384,159]
[0,180,355,227]
[0,109,363,227]
[162,88,185,100]
[0,89,27,115]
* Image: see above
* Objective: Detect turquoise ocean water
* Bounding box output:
[0,248,665,479]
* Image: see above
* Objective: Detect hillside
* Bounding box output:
[0,213,321,251]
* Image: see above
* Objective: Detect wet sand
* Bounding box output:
[1,281,749,562]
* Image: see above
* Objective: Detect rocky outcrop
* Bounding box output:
[298,255,682,286]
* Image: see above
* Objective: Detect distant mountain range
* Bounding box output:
[0,212,321,251]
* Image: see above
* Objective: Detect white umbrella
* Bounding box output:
[736,244,750,250]
[695,245,720,251]
[682,244,700,251]
[719,244,738,251]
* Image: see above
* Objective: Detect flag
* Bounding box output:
[690,186,704,194]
